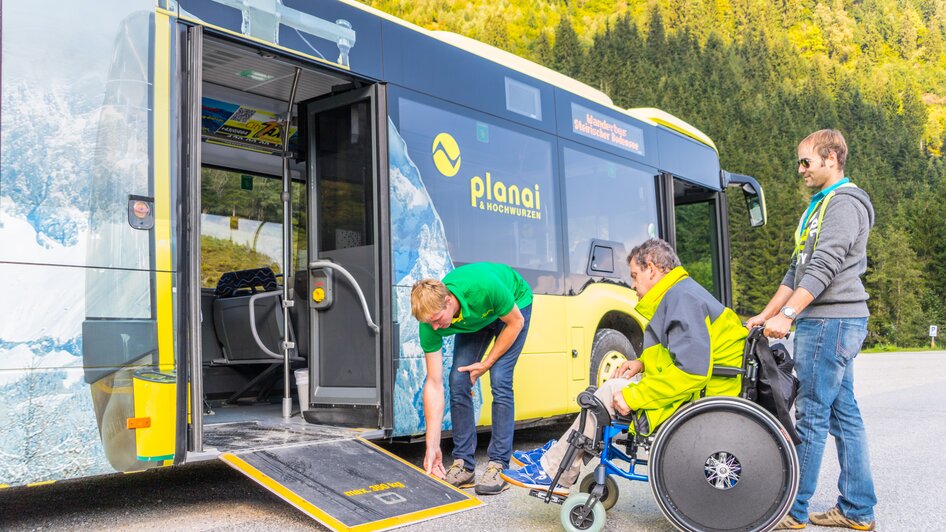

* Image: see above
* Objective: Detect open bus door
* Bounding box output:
[299,85,391,428]
[179,22,476,527]
[215,84,482,531]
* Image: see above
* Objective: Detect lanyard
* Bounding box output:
[793,180,854,257]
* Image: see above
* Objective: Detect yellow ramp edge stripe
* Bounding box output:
[26,480,56,487]
[221,440,481,532]
[221,452,350,531]
[350,439,482,531]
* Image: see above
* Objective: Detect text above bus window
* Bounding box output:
[571,103,645,156]
[397,97,560,274]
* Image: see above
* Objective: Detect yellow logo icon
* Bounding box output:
[432,133,461,177]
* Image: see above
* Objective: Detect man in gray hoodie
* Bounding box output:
[748,129,877,531]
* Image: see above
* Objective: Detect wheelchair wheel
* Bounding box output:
[578,473,620,510]
[649,397,799,532]
[560,493,606,532]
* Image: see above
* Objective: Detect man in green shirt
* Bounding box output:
[411,262,533,495]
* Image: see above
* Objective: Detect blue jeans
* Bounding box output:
[790,317,876,522]
[450,304,531,470]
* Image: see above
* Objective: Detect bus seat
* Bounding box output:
[290,271,310,359]
[200,288,224,364]
[211,267,300,363]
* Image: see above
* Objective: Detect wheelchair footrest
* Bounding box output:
[528,489,567,505]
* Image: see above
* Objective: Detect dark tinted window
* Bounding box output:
[563,145,659,282]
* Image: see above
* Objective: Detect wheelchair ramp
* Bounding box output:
[220,438,481,531]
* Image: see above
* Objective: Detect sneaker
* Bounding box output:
[444,459,475,489]
[475,461,510,495]
[511,439,556,468]
[500,462,568,497]
[773,514,806,529]
[809,507,875,531]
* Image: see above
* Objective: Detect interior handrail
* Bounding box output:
[309,260,380,334]
[248,290,285,359]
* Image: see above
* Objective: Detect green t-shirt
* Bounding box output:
[418,263,533,353]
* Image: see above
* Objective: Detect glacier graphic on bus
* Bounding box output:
[387,118,483,436]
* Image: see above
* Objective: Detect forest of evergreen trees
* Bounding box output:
[367,0,946,347]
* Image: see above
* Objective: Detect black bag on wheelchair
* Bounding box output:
[748,328,801,444]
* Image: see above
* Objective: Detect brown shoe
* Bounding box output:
[474,461,510,495]
[809,507,875,530]
[773,514,806,529]
[444,459,475,488]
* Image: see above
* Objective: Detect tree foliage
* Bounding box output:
[364,0,946,346]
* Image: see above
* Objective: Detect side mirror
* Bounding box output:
[724,171,767,228]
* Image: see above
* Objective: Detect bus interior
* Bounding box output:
[192,33,387,452]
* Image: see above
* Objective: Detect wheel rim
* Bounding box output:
[596,350,627,387]
[569,505,595,529]
[704,451,742,490]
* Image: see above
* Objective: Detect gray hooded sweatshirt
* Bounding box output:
[781,184,875,319]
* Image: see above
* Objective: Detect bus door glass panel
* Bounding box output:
[306,87,380,404]
[561,145,659,292]
[673,179,723,301]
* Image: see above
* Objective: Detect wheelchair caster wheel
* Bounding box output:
[560,493,605,532]
[578,473,619,510]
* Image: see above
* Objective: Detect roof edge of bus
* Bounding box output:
[429,31,615,108]
[341,0,435,36]
[625,108,717,151]
[341,1,615,109]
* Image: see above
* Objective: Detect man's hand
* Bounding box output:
[610,359,643,380]
[457,361,490,385]
[612,390,631,416]
[763,314,792,339]
[424,445,446,479]
[746,313,768,329]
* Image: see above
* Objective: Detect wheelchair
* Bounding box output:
[533,332,800,532]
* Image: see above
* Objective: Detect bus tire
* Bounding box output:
[589,328,637,387]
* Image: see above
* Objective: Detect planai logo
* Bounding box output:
[432,132,461,177]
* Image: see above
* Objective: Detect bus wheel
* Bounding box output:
[560,493,606,532]
[589,328,637,387]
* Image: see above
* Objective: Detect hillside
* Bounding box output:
[365,0,946,346]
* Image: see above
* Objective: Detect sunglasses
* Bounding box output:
[798,158,813,169]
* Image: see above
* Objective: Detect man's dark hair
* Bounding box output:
[627,238,681,273]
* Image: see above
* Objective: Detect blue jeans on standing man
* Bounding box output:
[790,317,876,523]
[449,304,531,471]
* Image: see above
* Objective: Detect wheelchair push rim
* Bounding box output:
[649,397,799,532]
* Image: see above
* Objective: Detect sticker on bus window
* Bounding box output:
[202,97,297,152]
[571,103,645,156]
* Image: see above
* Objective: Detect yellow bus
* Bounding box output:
[0,0,765,524]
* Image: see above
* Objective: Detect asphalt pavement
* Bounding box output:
[1,351,943,531]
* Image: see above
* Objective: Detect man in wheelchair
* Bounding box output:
[501,238,748,495]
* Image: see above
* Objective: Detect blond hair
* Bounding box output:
[411,279,449,321]
[800,129,848,170]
